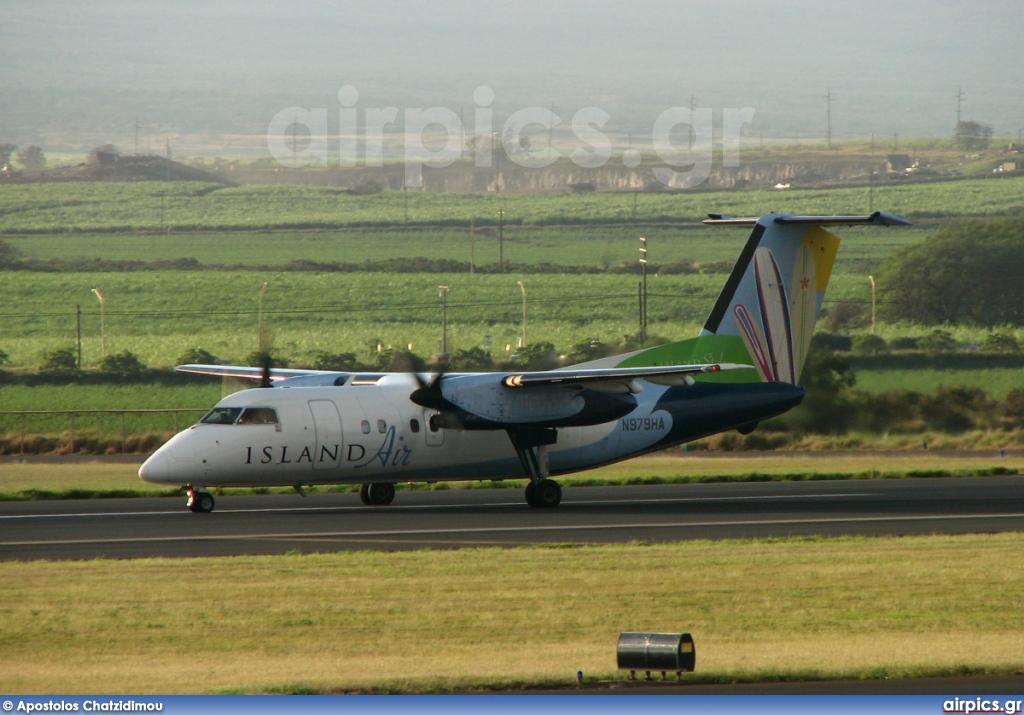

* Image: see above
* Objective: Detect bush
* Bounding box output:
[565,339,617,365]
[177,347,219,365]
[920,386,993,433]
[919,329,957,353]
[40,347,78,373]
[788,347,857,434]
[448,346,493,371]
[99,350,146,376]
[850,389,921,432]
[889,336,920,351]
[822,301,867,332]
[1002,388,1024,428]
[983,332,1020,353]
[510,341,560,371]
[244,351,290,369]
[810,333,853,352]
[310,351,362,371]
[852,334,889,355]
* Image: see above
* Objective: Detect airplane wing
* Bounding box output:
[175,364,331,381]
[500,362,752,389]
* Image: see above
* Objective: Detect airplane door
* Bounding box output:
[309,400,343,469]
[423,409,444,446]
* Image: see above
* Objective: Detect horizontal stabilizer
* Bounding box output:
[704,211,911,227]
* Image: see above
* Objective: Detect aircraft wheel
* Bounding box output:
[524,481,539,507]
[367,482,396,506]
[359,483,373,505]
[187,489,215,514]
[534,479,562,508]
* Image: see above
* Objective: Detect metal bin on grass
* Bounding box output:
[617,632,695,680]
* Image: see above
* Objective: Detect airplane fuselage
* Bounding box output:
[139,374,803,489]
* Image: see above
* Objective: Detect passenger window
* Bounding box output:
[428,415,441,433]
[237,407,279,425]
[361,420,371,434]
[377,419,387,433]
[201,407,242,425]
[409,419,420,433]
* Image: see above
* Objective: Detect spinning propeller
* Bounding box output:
[408,359,451,411]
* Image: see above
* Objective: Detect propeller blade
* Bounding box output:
[408,363,448,410]
[258,352,273,389]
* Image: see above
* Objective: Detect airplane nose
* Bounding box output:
[139,452,169,483]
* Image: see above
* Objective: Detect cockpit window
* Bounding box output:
[201,407,243,425]
[237,407,280,425]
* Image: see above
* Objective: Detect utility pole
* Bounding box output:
[438,285,450,354]
[134,118,139,155]
[469,218,476,275]
[825,89,834,149]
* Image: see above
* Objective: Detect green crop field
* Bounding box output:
[2,175,1024,234]
[3,224,930,273]
[0,270,882,369]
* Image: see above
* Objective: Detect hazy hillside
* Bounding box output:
[2,0,1021,154]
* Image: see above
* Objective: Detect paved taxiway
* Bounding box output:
[2,475,1023,560]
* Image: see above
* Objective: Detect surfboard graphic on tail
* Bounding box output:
[610,212,910,385]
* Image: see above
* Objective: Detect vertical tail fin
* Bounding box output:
[616,212,910,383]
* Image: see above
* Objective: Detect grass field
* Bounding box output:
[3,225,930,274]
[1,533,1021,693]
[2,175,1024,233]
[0,270,732,368]
[854,367,1024,398]
[0,267,914,369]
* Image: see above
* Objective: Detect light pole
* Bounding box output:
[638,237,648,346]
[91,288,106,358]
[258,282,269,353]
[517,280,527,348]
[438,285,450,354]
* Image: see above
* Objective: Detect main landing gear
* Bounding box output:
[508,427,563,508]
[525,478,562,508]
[186,487,215,513]
[360,482,396,506]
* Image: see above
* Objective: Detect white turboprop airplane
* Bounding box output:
[139,211,909,512]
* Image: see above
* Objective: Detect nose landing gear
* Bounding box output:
[186,488,215,513]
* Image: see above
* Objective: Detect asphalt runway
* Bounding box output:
[2,475,1023,560]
